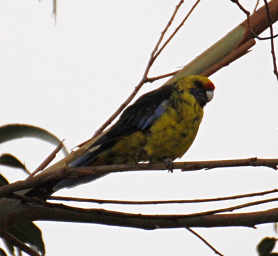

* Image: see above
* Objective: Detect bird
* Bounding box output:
[26,75,215,198]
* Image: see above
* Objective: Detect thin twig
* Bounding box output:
[232,1,278,40]
[30,141,64,177]
[251,34,278,40]
[0,232,40,256]
[92,0,185,138]
[186,197,278,219]
[262,0,278,80]
[48,188,278,205]
[153,0,201,61]
[147,0,185,67]
[147,70,179,82]
[53,0,57,23]
[186,227,224,256]
[232,0,278,79]
[231,0,250,15]
[253,0,260,13]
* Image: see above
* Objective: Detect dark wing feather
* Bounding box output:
[69,84,175,168]
[26,84,178,193]
[95,84,175,145]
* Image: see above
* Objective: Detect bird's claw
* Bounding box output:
[163,158,174,173]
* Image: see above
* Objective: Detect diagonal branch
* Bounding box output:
[30,140,64,177]
[186,227,224,256]
[91,0,187,138]
[151,0,201,63]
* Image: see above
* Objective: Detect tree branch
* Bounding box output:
[91,0,187,139]
[186,227,224,256]
[0,157,277,198]
[17,201,278,230]
[48,188,278,205]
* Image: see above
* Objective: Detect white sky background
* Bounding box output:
[1,0,278,255]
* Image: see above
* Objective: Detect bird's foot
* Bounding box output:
[163,158,174,173]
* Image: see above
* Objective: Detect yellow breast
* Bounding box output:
[143,94,203,161]
[93,90,203,164]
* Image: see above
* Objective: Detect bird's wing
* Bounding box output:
[68,84,175,168]
[94,83,176,146]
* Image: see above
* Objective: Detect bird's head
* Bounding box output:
[177,75,215,107]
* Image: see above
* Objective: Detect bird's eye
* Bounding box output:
[193,80,203,88]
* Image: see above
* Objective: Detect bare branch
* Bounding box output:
[18,201,278,229]
[231,0,278,79]
[190,197,278,218]
[91,0,186,138]
[186,227,224,256]
[147,0,185,67]
[147,38,255,83]
[53,0,57,23]
[262,0,278,79]
[30,140,64,177]
[253,0,261,13]
[151,0,201,63]
[202,39,255,77]
[231,0,250,15]
[48,188,278,205]
[0,157,278,198]
[147,70,179,82]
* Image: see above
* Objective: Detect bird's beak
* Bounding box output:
[206,90,214,102]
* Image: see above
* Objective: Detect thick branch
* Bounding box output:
[243,0,278,42]
[21,202,278,230]
[166,0,278,83]
[0,157,277,198]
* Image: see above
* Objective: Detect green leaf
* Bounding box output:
[257,237,277,256]
[0,123,69,156]
[8,221,45,256]
[0,154,30,175]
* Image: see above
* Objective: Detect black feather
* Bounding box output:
[70,84,176,168]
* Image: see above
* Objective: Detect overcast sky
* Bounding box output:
[1,1,278,255]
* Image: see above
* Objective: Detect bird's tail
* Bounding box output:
[52,149,107,191]
[25,146,107,199]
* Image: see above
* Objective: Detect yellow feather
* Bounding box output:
[92,75,212,164]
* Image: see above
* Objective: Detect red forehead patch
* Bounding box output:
[204,81,215,90]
